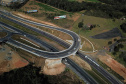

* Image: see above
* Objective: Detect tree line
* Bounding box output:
[36,0,126,18]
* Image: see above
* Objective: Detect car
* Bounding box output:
[74,48,76,50]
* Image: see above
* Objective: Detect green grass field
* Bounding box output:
[29,1,72,15]
[72,15,125,50]
[35,2,56,12]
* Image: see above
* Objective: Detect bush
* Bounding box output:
[118,44,124,48]
[112,52,116,55]
[78,22,83,28]
[114,38,117,41]
[119,52,126,63]
[108,41,112,45]
[114,46,119,52]
[120,23,126,33]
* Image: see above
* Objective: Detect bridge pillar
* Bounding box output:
[43,58,66,75]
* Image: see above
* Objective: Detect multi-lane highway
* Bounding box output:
[64,58,98,84]
[0,10,123,84]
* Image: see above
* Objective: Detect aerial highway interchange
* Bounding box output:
[0,10,123,84]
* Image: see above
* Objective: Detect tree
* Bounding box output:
[114,38,117,41]
[119,52,126,62]
[118,44,124,48]
[112,52,116,56]
[120,23,126,33]
[108,41,112,45]
[78,22,83,28]
[90,24,96,30]
[114,46,119,52]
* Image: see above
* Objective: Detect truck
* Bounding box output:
[27,10,38,13]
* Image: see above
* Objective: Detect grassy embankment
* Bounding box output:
[85,68,111,84]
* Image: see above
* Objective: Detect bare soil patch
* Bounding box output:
[14,59,28,68]
[99,53,126,82]
[0,45,29,75]
[43,59,66,75]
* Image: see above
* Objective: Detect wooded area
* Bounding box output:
[36,0,126,18]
